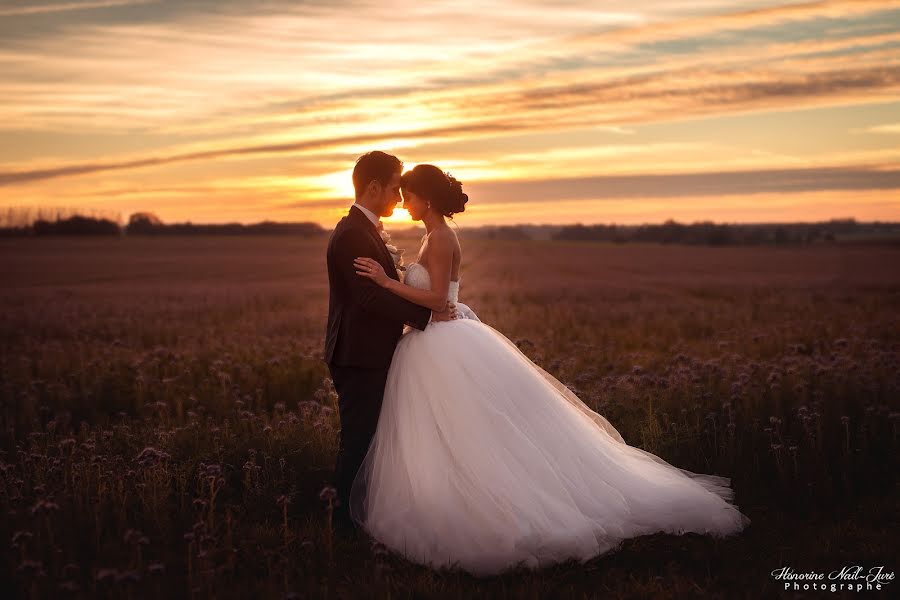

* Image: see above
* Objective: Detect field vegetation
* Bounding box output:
[1,235,897,599]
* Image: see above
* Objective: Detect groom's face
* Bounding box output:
[376,171,402,218]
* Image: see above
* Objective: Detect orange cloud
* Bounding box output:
[1,0,899,225]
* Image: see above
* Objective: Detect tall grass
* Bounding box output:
[0,236,897,598]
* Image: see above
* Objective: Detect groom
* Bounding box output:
[324,150,456,531]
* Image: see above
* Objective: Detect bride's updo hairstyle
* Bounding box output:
[400,164,468,218]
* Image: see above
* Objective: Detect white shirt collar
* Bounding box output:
[351,202,380,228]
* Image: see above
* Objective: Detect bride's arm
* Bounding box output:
[354,230,452,312]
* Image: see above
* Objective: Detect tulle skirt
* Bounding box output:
[350,317,750,576]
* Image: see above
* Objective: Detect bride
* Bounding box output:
[350,164,750,576]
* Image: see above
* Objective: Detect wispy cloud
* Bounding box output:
[0,120,543,185]
[0,0,156,17]
[4,58,898,186]
[264,165,900,213]
[570,0,900,47]
[0,0,898,224]
[466,165,900,204]
[855,122,900,134]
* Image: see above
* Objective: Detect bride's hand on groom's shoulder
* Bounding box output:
[354,257,390,287]
[432,301,458,322]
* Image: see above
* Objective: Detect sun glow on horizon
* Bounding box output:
[385,207,413,225]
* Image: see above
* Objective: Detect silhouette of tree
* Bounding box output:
[33,215,120,235]
[126,212,164,235]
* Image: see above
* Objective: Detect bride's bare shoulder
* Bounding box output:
[429,225,460,249]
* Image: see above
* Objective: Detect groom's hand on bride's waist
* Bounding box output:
[431,301,457,322]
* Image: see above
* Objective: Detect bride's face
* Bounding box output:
[401,189,427,221]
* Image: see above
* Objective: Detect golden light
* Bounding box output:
[384,207,413,224]
[313,168,356,201]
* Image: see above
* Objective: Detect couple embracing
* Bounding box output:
[323,151,749,577]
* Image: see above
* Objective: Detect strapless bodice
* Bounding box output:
[403,262,459,303]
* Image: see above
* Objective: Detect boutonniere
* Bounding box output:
[379,226,406,277]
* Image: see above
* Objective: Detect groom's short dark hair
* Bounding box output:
[353,151,403,199]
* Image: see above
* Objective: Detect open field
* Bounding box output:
[1,235,898,599]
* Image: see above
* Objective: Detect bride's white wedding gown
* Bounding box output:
[350,263,750,576]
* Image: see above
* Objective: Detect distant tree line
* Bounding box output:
[33,215,121,236]
[551,219,900,246]
[434,219,899,245]
[2,208,897,245]
[0,210,325,237]
[460,226,532,241]
[124,212,324,236]
[1,205,123,236]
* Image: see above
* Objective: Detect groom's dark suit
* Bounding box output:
[324,205,431,519]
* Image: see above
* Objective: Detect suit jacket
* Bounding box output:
[324,205,431,368]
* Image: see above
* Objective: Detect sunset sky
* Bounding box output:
[1,0,899,227]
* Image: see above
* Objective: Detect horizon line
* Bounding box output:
[4,211,897,229]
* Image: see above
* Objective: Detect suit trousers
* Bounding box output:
[327,363,390,515]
